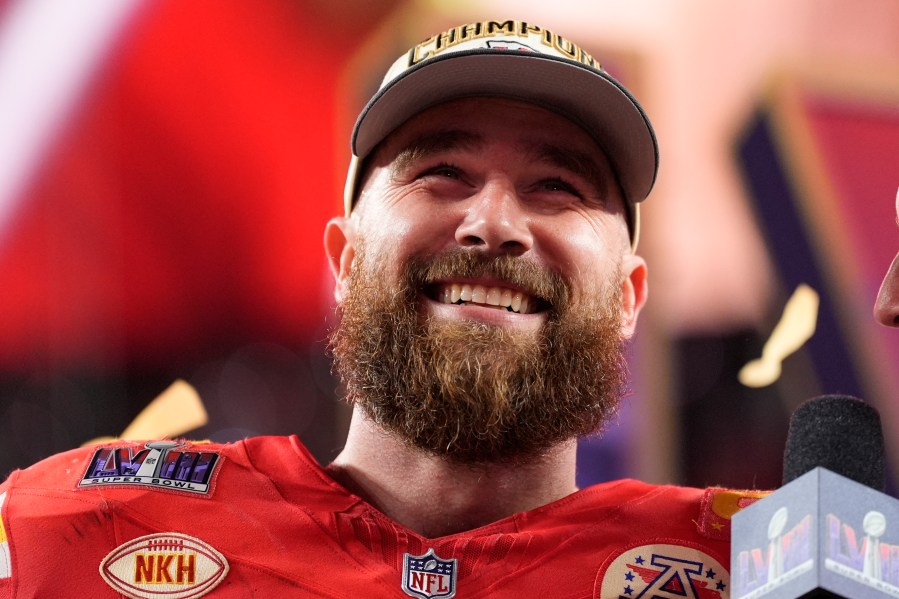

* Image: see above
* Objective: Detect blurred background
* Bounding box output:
[0,0,897,492]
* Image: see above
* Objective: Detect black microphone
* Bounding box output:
[731,395,898,598]
[782,395,884,490]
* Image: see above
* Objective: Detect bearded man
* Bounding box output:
[0,21,754,598]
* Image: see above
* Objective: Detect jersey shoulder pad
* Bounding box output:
[698,486,771,540]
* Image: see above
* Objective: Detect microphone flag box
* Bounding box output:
[731,467,899,598]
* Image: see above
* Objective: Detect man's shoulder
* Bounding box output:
[613,479,769,518]
[0,436,313,557]
[579,478,769,506]
[0,435,315,500]
[0,435,353,597]
[561,479,770,542]
[4,438,228,492]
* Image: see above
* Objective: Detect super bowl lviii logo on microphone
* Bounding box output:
[823,509,899,595]
[733,506,814,597]
[732,468,899,598]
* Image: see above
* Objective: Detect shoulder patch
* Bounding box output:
[596,542,729,598]
[699,487,770,540]
[100,532,229,599]
[78,440,222,496]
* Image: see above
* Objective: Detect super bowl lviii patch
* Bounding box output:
[100,532,228,599]
[597,543,729,598]
[79,441,221,495]
[0,492,10,579]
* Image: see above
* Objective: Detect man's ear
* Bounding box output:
[324,216,356,303]
[619,253,648,338]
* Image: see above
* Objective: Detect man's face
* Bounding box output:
[874,189,899,327]
[325,98,648,463]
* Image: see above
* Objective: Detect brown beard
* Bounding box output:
[329,244,629,464]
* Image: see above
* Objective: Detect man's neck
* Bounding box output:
[324,408,579,538]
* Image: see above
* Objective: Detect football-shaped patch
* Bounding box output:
[100,532,229,599]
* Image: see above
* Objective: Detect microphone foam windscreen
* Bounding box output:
[782,394,885,491]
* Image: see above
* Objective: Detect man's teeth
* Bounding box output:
[439,283,533,314]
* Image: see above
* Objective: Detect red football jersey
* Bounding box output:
[0,436,759,598]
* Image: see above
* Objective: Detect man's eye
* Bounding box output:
[421,164,462,179]
[540,178,581,197]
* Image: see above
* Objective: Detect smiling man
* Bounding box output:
[0,21,750,598]
[324,96,646,532]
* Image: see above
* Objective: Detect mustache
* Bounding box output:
[405,249,570,309]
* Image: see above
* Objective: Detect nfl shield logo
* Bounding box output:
[401,548,457,599]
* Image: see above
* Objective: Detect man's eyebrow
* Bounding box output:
[391,130,484,176]
[530,143,613,197]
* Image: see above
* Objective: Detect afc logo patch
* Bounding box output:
[596,543,730,598]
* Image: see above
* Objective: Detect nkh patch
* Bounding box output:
[0,492,10,579]
[402,548,457,599]
[597,543,729,599]
[79,440,221,495]
[100,532,228,599]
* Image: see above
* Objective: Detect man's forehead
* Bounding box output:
[381,99,612,166]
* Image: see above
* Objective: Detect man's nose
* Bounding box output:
[454,181,533,255]
[874,253,899,327]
